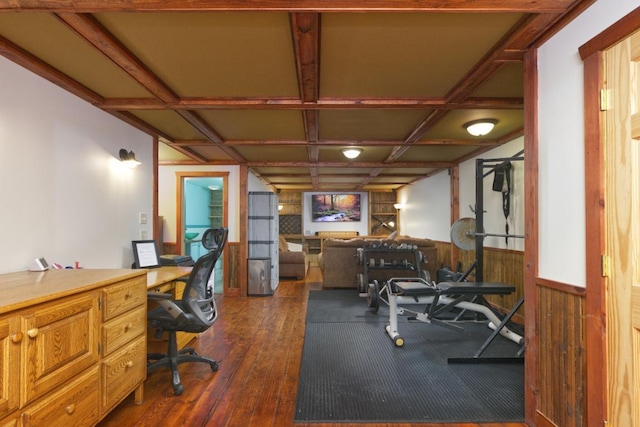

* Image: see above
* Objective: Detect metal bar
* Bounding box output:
[477,232,525,238]
[475,158,484,282]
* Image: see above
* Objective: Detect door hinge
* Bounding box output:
[600,89,609,111]
[98,342,101,354]
[98,298,102,310]
[601,254,610,277]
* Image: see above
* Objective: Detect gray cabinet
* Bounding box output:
[248,192,279,294]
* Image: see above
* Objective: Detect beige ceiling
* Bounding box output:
[0,1,595,191]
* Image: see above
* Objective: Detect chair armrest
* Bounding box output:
[147,291,173,300]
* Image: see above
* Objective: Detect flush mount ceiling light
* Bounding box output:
[341,148,362,159]
[119,149,141,168]
[464,119,498,137]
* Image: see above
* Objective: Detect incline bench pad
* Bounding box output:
[394,280,515,296]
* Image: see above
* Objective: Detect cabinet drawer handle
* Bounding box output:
[11,332,23,343]
[65,403,75,415]
[126,360,133,368]
[124,322,133,331]
[125,290,132,299]
[26,328,39,338]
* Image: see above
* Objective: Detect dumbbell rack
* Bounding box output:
[355,243,427,294]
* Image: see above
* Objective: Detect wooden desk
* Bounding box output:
[0,269,147,427]
[145,266,196,353]
[146,266,192,290]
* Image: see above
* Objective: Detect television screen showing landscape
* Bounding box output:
[311,194,361,222]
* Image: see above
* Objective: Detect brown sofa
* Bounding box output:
[278,236,309,279]
[317,236,437,289]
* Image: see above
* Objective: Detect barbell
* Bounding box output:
[450,217,524,251]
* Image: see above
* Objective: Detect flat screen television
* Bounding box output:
[311,193,361,222]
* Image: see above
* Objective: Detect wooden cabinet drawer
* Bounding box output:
[0,316,19,420]
[102,276,147,321]
[22,293,99,404]
[0,415,18,427]
[21,367,99,427]
[101,335,146,414]
[102,305,146,356]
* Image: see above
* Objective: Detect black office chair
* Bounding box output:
[146,227,228,395]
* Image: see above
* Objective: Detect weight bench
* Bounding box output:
[367,277,524,361]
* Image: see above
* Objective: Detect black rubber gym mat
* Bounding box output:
[294,290,524,423]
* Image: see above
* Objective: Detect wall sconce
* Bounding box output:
[278,204,284,211]
[119,149,141,168]
[393,203,404,210]
[341,148,362,159]
[463,119,498,137]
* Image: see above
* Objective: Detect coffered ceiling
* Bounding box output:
[0,1,595,191]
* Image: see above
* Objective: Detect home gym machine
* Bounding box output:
[366,151,526,362]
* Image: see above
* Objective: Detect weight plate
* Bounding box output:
[450,217,485,251]
[367,280,380,313]
[356,248,364,265]
[357,273,365,293]
[379,258,385,267]
[421,269,432,284]
[369,258,376,267]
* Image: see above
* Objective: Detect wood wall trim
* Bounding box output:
[583,48,608,427]
[536,277,586,297]
[579,5,640,59]
[536,410,559,427]
[239,165,248,297]
[523,47,539,426]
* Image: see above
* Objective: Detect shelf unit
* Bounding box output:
[208,189,224,228]
[278,191,303,236]
[369,191,398,236]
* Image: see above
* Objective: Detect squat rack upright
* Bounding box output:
[474,149,524,282]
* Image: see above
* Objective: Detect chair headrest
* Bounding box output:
[202,227,229,251]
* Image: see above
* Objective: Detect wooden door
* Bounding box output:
[603,29,640,426]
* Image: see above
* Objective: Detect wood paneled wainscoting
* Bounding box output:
[433,241,524,319]
[535,279,586,427]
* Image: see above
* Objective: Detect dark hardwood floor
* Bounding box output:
[98,266,525,427]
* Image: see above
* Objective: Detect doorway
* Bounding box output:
[583,17,640,426]
[177,172,228,295]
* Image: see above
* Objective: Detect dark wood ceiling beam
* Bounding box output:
[291,12,320,103]
[247,161,455,168]
[309,167,319,189]
[98,96,524,110]
[356,167,384,191]
[53,12,248,162]
[173,110,247,163]
[170,138,503,147]
[55,13,179,103]
[0,35,103,105]
[262,172,426,178]
[0,0,577,13]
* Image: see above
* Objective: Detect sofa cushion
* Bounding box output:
[322,237,365,248]
[279,235,289,251]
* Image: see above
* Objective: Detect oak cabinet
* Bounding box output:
[21,367,100,427]
[0,316,19,420]
[22,292,100,404]
[0,269,148,427]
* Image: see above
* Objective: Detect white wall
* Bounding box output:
[399,138,524,251]
[0,57,153,273]
[158,165,241,243]
[537,0,638,286]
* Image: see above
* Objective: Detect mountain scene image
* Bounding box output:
[311,194,361,222]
